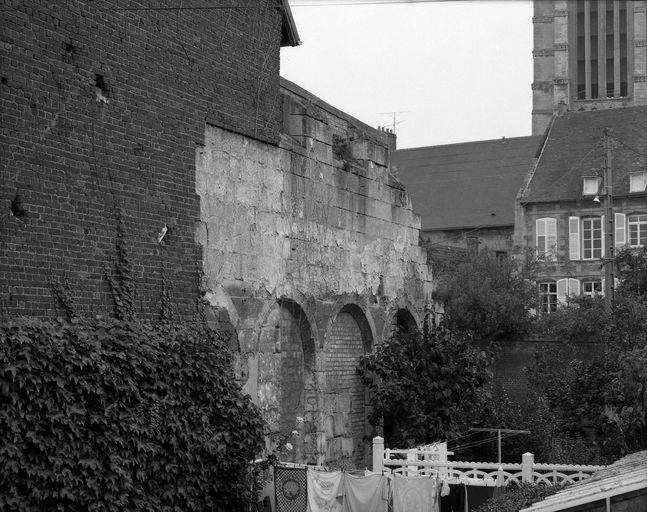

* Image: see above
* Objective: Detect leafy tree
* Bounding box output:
[357,319,492,447]
[432,250,536,341]
[526,274,647,461]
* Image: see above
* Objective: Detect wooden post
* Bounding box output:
[372,436,384,473]
[522,452,534,483]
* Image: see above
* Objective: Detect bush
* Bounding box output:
[0,318,265,511]
[474,483,563,512]
[357,321,492,447]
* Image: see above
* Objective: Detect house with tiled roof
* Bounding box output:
[521,450,647,512]
[514,106,647,313]
[391,136,542,258]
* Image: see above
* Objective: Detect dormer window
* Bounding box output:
[629,172,647,193]
[582,177,601,196]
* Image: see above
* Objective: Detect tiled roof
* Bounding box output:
[523,106,647,204]
[391,136,542,231]
[521,450,647,512]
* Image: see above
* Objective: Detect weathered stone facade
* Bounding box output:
[196,79,431,467]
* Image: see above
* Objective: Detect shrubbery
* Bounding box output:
[0,318,265,511]
[474,483,563,512]
[357,321,492,447]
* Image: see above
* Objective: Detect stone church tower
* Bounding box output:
[532,0,647,134]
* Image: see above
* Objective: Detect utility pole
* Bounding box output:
[469,428,530,464]
[603,128,615,311]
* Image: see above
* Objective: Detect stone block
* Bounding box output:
[332,413,345,437]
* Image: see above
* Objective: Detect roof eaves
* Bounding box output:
[280,0,301,47]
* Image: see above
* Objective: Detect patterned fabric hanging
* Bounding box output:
[275,466,308,512]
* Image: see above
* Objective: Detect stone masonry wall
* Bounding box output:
[1,0,283,319]
[196,78,431,466]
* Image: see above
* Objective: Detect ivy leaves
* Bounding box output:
[0,319,265,511]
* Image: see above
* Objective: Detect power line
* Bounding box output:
[290,0,458,6]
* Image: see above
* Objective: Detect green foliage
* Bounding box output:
[463,385,605,465]
[525,293,647,461]
[357,321,492,447]
[616,246,647,298]
[0,318,265,511]
[433,250,536,341]
[474,483,563,512]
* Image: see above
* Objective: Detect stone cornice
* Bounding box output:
[554,43,569,51]
[533,16,554,23]
[533,49,555,57]
[554,9,569,17]
[635,40,647,47]
[635,75,647,83]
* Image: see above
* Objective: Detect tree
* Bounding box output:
[524,254,647,461]
[357,319,492,448]
[431,249,536,341]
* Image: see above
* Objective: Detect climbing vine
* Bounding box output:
[106,208,136,321]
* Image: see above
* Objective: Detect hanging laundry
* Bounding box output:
[342,473,388,512]
[307,467,343,512]
[275,466,308,512]
[392,474,440,512]
[440,483,466,512]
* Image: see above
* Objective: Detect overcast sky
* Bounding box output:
[281,0,533,149]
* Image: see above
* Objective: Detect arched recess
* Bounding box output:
[256,299,316,463]
[323,303,374,468]
[394,308,418,335]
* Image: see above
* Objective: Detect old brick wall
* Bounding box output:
[1,0,283,319]
[196,78,432,466]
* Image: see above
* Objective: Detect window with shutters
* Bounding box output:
[628,214,647,247]
[582,217,603,260]
[582,280,602,298]
[536,218,557,261]
[539,282,557,314]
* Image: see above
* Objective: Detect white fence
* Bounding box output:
[371,437,603,486]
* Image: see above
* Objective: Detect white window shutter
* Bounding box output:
[601,278,605,296]
[615,213,626,247]
[569,217,580,260]
[601,215,605,258]
[557,279,568,305]
[569,278,581,297]
[547,218,557,260]
[536,218,545,254]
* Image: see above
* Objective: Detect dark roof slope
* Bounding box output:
[523,106,647,203]
[391,136,542,231]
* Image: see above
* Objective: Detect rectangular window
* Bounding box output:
[629,172,647,193]
[582,217,602,259]
[536,218,557,261]
[582,281,602,298]
[539,282,557,314]
[628,214,647,247]
[582,177,600,195]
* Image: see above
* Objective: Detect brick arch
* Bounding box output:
[256,299,317,463]
[394,308,418,334]
[382,302,423,342]
[322,303,374,468]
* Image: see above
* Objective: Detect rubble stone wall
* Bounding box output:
[196,79,431,466]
